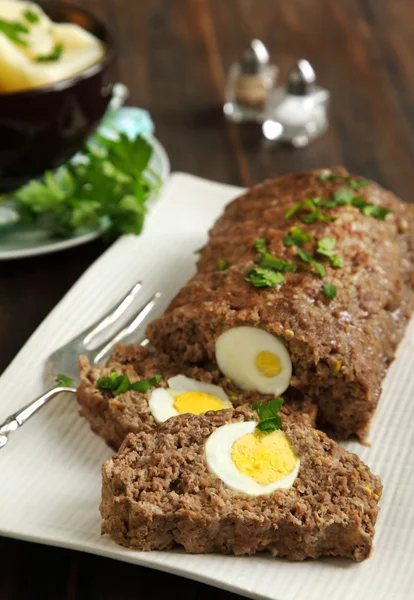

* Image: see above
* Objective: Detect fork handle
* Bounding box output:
[0,386,76,436]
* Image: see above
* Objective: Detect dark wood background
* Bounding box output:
[1,0,413,598]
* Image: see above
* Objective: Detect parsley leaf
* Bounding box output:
[131,374,162,392]
[218,259,229,271]
[285,199,316,219]
[285,198,336,223]
[10,134,157,237]
[349,179,369,190]
[322,283,337,299]
[56,373,73,387]
[283,226,313,247]
[252,398,284,434]
[297,249,326,278]
[24,9,40,24]
[255,238,297,272]
[350,197,391,220]
[35,42,64,62]
[245,268,285,288]
[316,236,343,268]
[258,254,297,272]
[0,18,29,46]
[97,371,162,395]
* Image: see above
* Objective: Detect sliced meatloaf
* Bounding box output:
[77,344,317,450]
[147,167,414,439]
[100,407,382,561]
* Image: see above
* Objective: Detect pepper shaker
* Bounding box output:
[262,59,330,147]
[224,39,278,123]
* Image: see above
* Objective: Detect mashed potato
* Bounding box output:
[0,1,105,93]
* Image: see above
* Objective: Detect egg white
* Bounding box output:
[215,327,292,395]
[205,421,300,496]
[148,376,232,424]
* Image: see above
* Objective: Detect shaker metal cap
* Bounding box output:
[240,39,270,75]
[286,59,316,95]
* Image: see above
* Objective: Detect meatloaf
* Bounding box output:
[77,344,317,450]
[147,167,414,439]
[100,407,382,561]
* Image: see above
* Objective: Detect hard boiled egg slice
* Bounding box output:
[205,421,299,496]
[148,375,232,424]
[215,327,292,395]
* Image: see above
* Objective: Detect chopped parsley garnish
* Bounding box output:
[97,371,162,395]
[255,237,268,254]
[322,283,337,299]
[285,198,335,224]
[56,373,73,387]
[316,237,343,268]
[318,172,349,182]
[218,259,229,271]
[252,397,284,434]
[0,19,29,46]
[318,172,369,190]
[258,254,297,272]
[285,199,317,219]
[351,197,391,220]
[24,9,40,24]
[194,246,205,255]
[245,268,285,288]
[349,179,369,190]
[318,174,390,220]
[283,226,313,247]
[35,42,64,62]
[296,249,325,278]
[255,238,297,272]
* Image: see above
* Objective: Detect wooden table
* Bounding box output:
[1,0,413,598]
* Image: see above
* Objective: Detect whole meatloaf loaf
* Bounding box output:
[100,407,382,561]
[147,167,414,439]
[77,344,317,450]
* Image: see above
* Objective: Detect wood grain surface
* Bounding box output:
[1,0,413,598]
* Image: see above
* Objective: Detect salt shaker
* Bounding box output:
[262,59,330,147]
[223,39,278,123]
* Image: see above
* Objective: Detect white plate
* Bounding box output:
[0,134,170,260]
[0,173,413,600]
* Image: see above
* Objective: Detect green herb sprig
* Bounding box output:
[317,237,343,268]
[322,283,337,299]
[245,268,285,288]
[296,249,326,278]
[5,133,160,237]
[56,373,73,387]
[97,371,162,396]
[283,226,313,247]
[255,238,297,272]
[252,398,284,434]
[35,42,64,63]
[0,18,29,46]
[218,259,229,271]
[24,9,40,24]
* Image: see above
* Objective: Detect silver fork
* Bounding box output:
[0,282,160,449]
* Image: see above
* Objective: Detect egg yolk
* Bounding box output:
[255,351,282,378]
[173,391,225,415]
[231,429,297,485]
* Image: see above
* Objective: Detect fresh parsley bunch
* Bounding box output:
[5,133,160,238]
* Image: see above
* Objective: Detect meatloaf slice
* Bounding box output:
[77,344,317,450]
[100,407,382,561]
[147,167,414,440]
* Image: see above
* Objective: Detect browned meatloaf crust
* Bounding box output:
[77,344,317,451]
[100,407,382,561]
[147,167,414,440]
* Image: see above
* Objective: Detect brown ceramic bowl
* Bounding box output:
[0,2,116,193]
